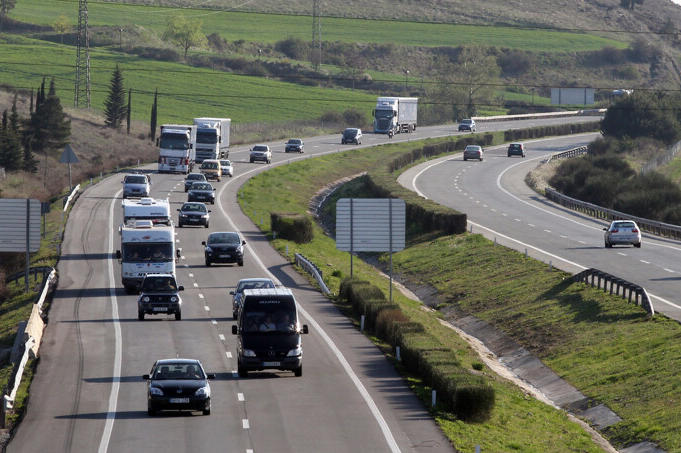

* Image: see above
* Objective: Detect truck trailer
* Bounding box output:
[157,124,196,174]
[193,118,231,163]
[373,97,418,134]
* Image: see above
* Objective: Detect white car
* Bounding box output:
[463,145,483,161]
[219,159,234,177]
[249,144,271,164]
[604,220,641,248]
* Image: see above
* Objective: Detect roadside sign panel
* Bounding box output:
[336,198,405,252]
[0,199,41,252]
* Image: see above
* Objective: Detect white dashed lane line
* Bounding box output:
[514,218,521,222]
[528,224,535,228]
[193,283,199,288]
[218,334,225,341]
[640,260,651,264]
[560,235,568,239]
[225,351,232,359]
[198,294,204,299]
[578,240,586,244]
[204,306,210,311]
[664,268,675,273]
[189,273,194,278]
[242,419,249,429]
[237,393,244,401]
[211,320,217,325]
[618,252,627,256]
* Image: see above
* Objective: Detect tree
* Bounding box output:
[162,15,207,60]
[620,0,644,10]
[126,88,131,135]
[601,92,680,144]
[150,88,158,142]
[0,0,17,18]
[455,47,500,118]
[0,109,23,172]
[52,15,71,44]
[104,65,126,129]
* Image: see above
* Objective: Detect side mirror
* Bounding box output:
[229,291,235,295]
[189,144,193,149]
[302,325,309,334]
[207,373,216,380]
[201,241,206,246]
[602,228,607,231]
[142,374,150,380]
[177,209,181,212]
[208,210,212,213]
[116,250,121,260]
[178,285,184,291]
[232,325,238,335]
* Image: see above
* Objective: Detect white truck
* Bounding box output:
[372,97,418,135]
[193,118,231,163]
[122,197,172,226]
[157,124,196,174]
[116,220,180,294]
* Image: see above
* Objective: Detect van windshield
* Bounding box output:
[242,298,296,333]
[122,243,173,262]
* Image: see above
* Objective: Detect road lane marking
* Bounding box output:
[204,305,210,311]
[189,273,194,278]
[578,240,586,244]
[664,268,675,273]
[242,419,249,429]
[193,282,199,287]
[237,393,244,401]
[199,294,204,299]
[640,260,650,264]
[212,319,217,325]
[226,351,232,359]
[219,334,225,341]
[514,219,521,222]
[618,252,627,256]
[560,235,568,239]
[544,229,551,233]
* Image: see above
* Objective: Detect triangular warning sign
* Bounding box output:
[59,144,79,163]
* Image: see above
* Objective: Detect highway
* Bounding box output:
[398,135,681,321]
[8,116,602,453]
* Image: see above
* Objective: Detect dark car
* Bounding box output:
[187,182,216,204]
[143,358,215,416]
[177,202,210,228]
[507,142,526,158]
[232,288,308,377]
[137,273,183,320]
[458,118,476,132]
[202,231,246,266]
[285,138,304,153]
[184,173,207,192]
[230,278,275,320]
[341,128,362,145]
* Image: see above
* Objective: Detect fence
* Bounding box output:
[573,268,654,315]
[640,139,681,175]
[545,188,681,240]
[294,253,330,295]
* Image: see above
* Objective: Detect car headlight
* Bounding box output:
[142,296,150,302]
[195,386,210,397]
[201,214,208,219]
[287,347,302,357]
[170,296,178,303]
[243,349,256,357]
[149,386,163,396]
[205,246,212,253]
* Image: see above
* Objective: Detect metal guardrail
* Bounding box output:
[5,266,53,285]
[573,268,654,315]
[545,188,681,240]
[473,109,605,123]
[294,253,330,295]
[546,146,588,163]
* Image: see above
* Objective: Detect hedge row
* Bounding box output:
[339,278,495,421]
[503,121,600,142]
[388,134,494,173]
[270,212,314,243]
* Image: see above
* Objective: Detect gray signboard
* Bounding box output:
[551,87,595,105]
[336,198,405,252]
[0,199,41,252]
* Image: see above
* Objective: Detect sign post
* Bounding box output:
[59,144,79,191]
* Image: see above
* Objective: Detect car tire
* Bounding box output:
[138,309,144,320]
[294,366,302,377]
[605,241,612,248]
[635,242,642,248]
[205,222,209,228]
[238,364,248,378]
[233,311,238,320]
[238,259,244,267]
[507,154,511,157]
[147,404,156,416]
[463,157,467,161]
[175,311,181,321]
[205,259,211,266]
[250,158,254,163]
[178,222,183,228]
[211,200,215,205]
[203,401,211,416]
[480,157,483,161]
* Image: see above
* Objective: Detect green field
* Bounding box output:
[10,0,627,52]
[0,35,376,124]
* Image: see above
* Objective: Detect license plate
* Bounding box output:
[262,361,281,367]
[169,398,190,404]
[219,254,231,258]
[153,307,168,312]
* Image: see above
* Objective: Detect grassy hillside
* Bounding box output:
[10,0,627,52]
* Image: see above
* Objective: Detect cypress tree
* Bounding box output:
[0,109,22,171]
[29,88,34,114]
[104,65,126,129]
[150,88,158,142]
[24,78,71,157]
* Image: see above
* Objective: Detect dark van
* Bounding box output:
[232,288,308,377]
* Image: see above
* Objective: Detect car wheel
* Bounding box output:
[294,366,302,377]
[138,309,144,320]
[233,311,238,320]
[205,222,209,228]
[635,242,642,248]
[463,157,467,161]
[178,222,183,228]
[480,157,483,161]
[175,311,182,321]
[203,401,211,416]
[205,259,211,266]
[211,200,215,205]
[605,241,612,248]
[507,154,511,157]
[250,158,254,163]
[238,364,248,378]
[147,404,156,416]
[238,260,244,267]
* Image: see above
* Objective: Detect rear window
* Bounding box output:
[509,144,522,150]
[253,145,269,151]
[614,222,636,229]
[461,119,473,125]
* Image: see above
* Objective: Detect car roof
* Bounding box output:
[190,181,212,187]
[237,277,273,284]
[155,358,201,365]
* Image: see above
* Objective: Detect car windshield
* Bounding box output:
[236,280,275,294]
[152,362,205,380]
[208,232,241,244]
[122,243,173,262]
[287,139,302,145]
[253,145,268,151]
[125,175,147,184]
[201,162,218,169]
[182,203,206,212]
[142,276,178,292]
[343,129,358,138]
[461,119,472,125]
[187,174,204,181]
[191,183,212,191]
[220,160,231,167]
[196,130,218,144]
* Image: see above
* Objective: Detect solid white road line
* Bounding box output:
[242,419,250,429]
[98,189,124,453]
[226,351,232,359]
[204,306,210,311]
[238,393,245,401]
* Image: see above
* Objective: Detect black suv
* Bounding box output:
[202,231,246,266]
[137,274,183,320]
[341,128,362,145]
[507,142,526,157]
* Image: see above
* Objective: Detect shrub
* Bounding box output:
[342,108,368,128]
[375,308,409,341]
[449,373,496,422]
[497,50,534,76]
[275,37,309,60]
[0,270,8,301]
[270,212,314,243]
[472,362,484,371]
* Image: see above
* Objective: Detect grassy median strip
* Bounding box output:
[238,139,613,452]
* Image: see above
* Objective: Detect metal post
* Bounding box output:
[68,162,72,191]
[389,199,393,303]
[25,199,30,293]
[360,315,365,332]
[350,199,354,278]
[431,390,436,407]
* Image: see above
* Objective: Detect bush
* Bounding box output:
[275,37,309,60]
[375,308,409,341]
[342,108,368,128]
[497,50,535,76]
[448,373,496,422]
[270,213,314,243]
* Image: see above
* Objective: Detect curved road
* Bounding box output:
[9,117,602,453]
[399,134,681,321]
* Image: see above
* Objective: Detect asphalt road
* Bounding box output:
[398,134,681,321]
[8,116,603,453]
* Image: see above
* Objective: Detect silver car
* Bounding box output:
[249,144,271,164]
[122,173,151,199]
[219,159,234,177]
[604,220,641,248]
[463,145,484,161]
